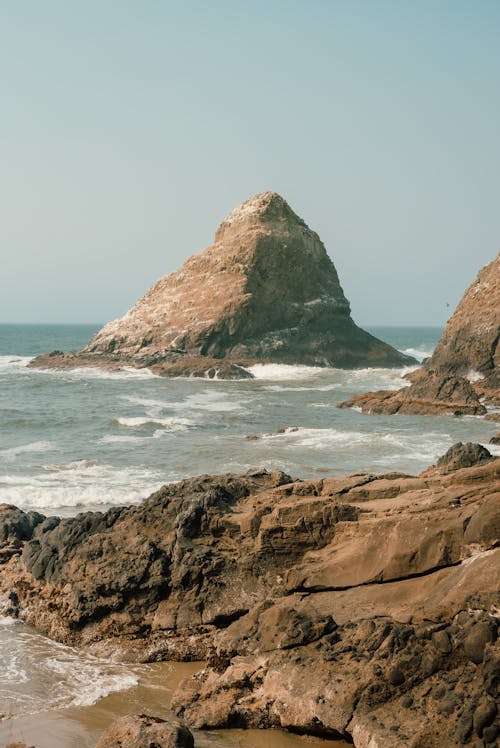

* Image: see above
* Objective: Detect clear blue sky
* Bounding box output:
[1,1,499,325]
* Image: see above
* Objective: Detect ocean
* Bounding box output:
[1,323,498,747]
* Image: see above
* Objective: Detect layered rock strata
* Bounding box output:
[0,446,499,746]
[339,254,500,415]
[30,193,413,377]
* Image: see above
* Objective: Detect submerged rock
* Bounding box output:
[30,192,413,377]
[339,253,500,415]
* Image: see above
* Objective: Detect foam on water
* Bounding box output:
[0,355,32,373]
[180,390,247,412]
[247,363,326,380]
[115,415,193,430]
[0,461,164,511]
[0,441,57,461]
[259,426,450,465]
[0,624,141,715]
[38,365,159,381]
[400,347,433,362]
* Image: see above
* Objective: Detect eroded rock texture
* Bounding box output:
[0,447,499,746]
[339,253,500,415]
[30,193,413,377]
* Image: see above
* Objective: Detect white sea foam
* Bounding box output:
[0,624,141,712]
[400,347,433,362]
[247,363,326,380]
[0,355,32,373]
[263,383,342,393]
[247,363,418,392]
[0,461,163,510]
[179,390,246,412]
[115,415,193,430]
[0,615,20,626]
[121,395,173,416]
[0,441,56,461]
[39,365,159,381]
[260,426,448,464]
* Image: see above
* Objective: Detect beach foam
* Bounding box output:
[0,623,141,714]
[0,461,164,511]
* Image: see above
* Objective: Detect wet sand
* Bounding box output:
[0,661,349,747]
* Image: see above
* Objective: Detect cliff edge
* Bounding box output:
[339,253,500,415]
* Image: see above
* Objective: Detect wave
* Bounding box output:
[115,416,193,430]
[180,390,247,412]
[0,461,163,511]
[0,616,20,626]
[0,355,32,373]
[258,426,448,462]
[0,441,56,461]
[0,624,140,713]
[36,365,159,381]
[400,347,433,363]
[247,364,326,380]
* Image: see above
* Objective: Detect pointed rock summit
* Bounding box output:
[33,192,413,377]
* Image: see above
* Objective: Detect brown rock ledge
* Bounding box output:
[0,448,499,747]
[338,253,500,416]
[29,192,414,378]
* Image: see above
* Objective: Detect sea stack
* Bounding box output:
[339,252,500,415]
[31,192,414,377]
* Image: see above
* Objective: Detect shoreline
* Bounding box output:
[1,450,499,747]
[0,661,346,748]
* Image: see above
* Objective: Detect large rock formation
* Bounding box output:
[340,253,500,415]
[1,449,499,747]
[31,192,413,377]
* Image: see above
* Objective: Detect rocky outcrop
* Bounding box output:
[0,449,499,746]
[339,253,500,415]
[94,715,194,748]
[427,253,500,387]
[435,442,493,473]
[30,193,413,377]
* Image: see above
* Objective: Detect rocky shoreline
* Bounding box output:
[1,443,499,747]
[339,253,499,417]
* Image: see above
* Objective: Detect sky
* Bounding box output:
[1,1,499,326]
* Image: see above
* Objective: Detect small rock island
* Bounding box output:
[31,192,414,378]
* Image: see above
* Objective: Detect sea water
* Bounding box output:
[0,324,498,745]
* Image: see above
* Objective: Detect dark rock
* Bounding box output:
[432,629,452,654]
[483,724,499,743]
[387,667,405,686]
[436,442,493,473]
[464,622,496,664]
[473,698,497,737]
[94,714,194,748]
[483,649,500,697]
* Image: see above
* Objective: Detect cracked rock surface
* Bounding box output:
[0,448,499,747]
